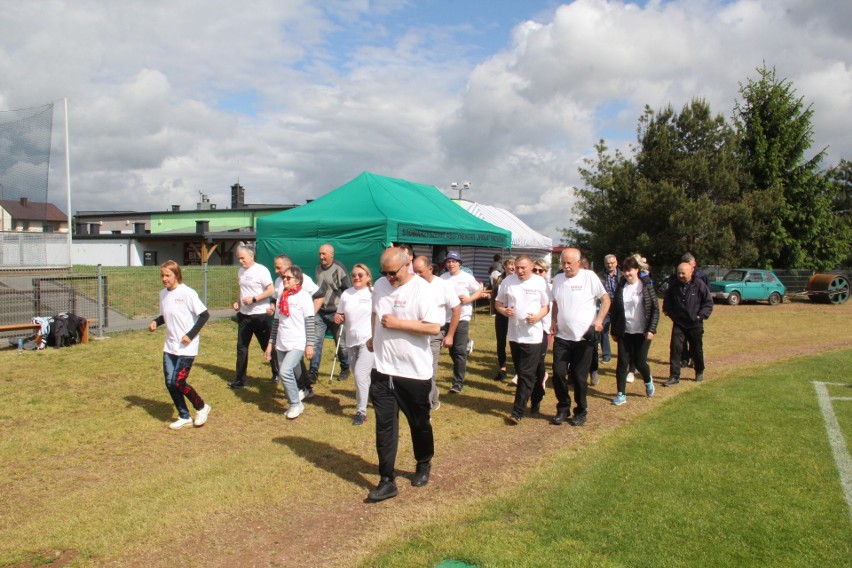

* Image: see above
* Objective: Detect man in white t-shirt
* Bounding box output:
[439,251,483,393]
[549,247,610,426]
[230,245,275,388]
[412,255,461,411]
[366,247,443,502]
[495,254,550,424]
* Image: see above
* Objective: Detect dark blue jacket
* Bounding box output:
[663,277,713,329]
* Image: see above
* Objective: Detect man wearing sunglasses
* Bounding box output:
[439,251,483,394]
[366,247,443,501]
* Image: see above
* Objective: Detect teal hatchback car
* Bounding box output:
[710,269,786,306]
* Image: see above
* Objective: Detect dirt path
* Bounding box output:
[108,303,850,568]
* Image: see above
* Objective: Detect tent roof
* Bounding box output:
[456,200,552,251]
[257,172,510,248]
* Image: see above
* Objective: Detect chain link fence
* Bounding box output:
[0,265,238,343]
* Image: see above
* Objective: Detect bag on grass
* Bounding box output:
[50,313,85,348]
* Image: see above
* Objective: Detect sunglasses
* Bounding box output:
[282,275,293,280]
[380,264,405,277]
[351,272,367,278]
[532,268,545,274]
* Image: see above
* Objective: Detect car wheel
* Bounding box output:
[727,291,741,306]
[768,291,782,305]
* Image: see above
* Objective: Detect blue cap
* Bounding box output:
[445,251,462,262]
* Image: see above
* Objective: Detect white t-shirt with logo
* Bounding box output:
[273,288,315,352]
[551,269,607,342]
[337,286,373,348]
[496,274,551,344]
[372,276,444,380]
[440,270,481,321]
[238,262,273,316]
[426,275,461,324]
[623,280,646,334]
[160,283,207,357]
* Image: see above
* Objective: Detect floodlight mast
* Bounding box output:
[450,181,471,200]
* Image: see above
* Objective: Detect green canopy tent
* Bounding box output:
[256,172,511,277]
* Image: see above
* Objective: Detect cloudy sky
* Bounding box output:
[2,0,850,242]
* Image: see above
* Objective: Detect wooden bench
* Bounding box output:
[1,318,95,347]
[80,319,97,344]
[0,323,42,346]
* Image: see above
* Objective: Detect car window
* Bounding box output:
[747,272,763,282]
[765,273,778,283]
[725,270,747,281]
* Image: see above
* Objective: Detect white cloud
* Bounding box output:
[2,0,850,247]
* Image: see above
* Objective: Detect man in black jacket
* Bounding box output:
[662,262,713,386]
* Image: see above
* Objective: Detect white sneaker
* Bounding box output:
[286,402,305,419]
[467,339,474,354]
[626,372,635,383]
[194,404,211,427]
[298,389,306,402]
[510,375,518,385]
[542,372,549,388]
[169,417,193,430]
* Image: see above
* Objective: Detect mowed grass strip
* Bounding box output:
[0,299,848,566]
[365,350,852,568]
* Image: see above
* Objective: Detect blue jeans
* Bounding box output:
[599,316,612,360]
[448,320,470,388]
[276,349,305,405]
[310,311,349,373]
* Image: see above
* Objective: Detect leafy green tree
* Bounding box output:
[734,64,846,269]
[564,99,744,269]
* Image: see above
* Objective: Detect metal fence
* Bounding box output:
[0,265,238,342]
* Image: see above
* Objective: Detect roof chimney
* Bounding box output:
[231,183,245,209]
[20,197,28,207]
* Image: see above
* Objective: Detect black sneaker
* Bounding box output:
[493,370,506,381]
[368,478,398,501]
[695,372,704,382]
[411,463,431,487]
[663,377,680,387]
[337,368,350,382]
[308,369,319,384]
[228,380,246,389]
[449,384,462,394]
[529,402,541,415]
[551,411,568,425]
[569,414,587,427]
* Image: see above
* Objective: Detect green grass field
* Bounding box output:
[0,299,849,567]
[366,350,852,567]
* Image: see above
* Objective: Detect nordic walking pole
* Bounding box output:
[329,322,344,385]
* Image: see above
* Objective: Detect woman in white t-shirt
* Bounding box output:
[609,255,660,406]
[265,265,316,420]
[148,260,211,430]
[334,263,374,426]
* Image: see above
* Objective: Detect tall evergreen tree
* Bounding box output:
[734,64,845,269]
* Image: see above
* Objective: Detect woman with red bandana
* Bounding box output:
[265,265,316,420]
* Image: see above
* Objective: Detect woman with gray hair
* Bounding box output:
[265,265,316,420]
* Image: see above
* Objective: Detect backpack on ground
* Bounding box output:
[50,313,85,348]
